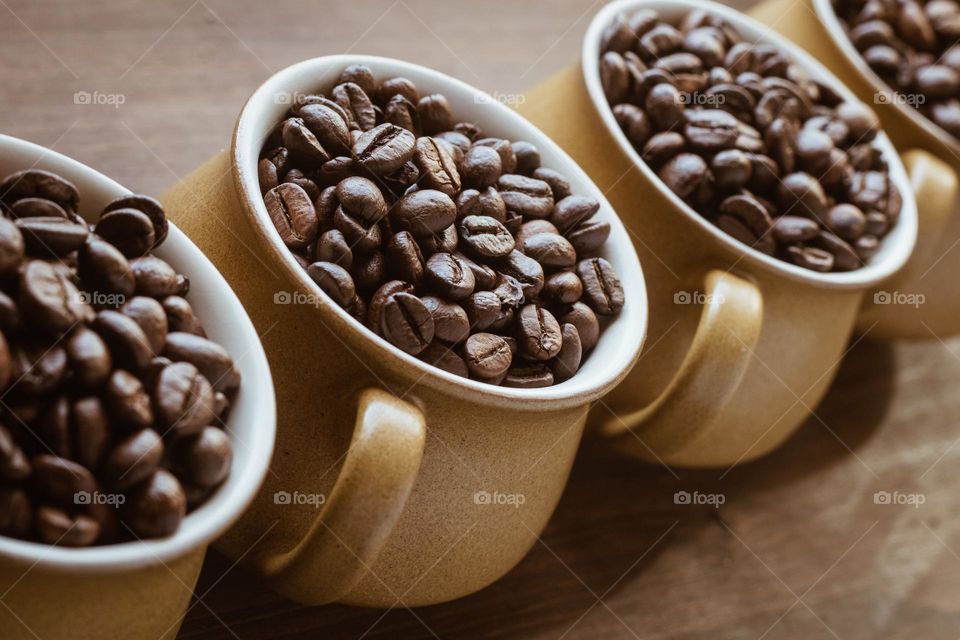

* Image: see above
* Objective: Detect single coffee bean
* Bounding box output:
[120,297,168,354]
[418,94,454,134]
[162,296,205,336]
[522,233,577,268]
[454,252,497,290]
[502,365,555,388]
[104,369,154,430]
[368,280,414,333]
[463,291,501,331]
[553,323,583,382]
[551,195,600,233]
[353,123,417,176]
[20,259,94,333]
[163,332,239,394]
[264,183,318,251]
[0,426,30,482]
[154,361,216,437]
[418,342,469,377]
[307,261,356,308]
[577,257,625,315]
[386,231,425,287]
[414,137,461,197]
[72,397,110,470]
[31,454,97,504]
[463,333,512,379]
[66,326,112,388]
[380,292,434,355]
[10,340,67,395]
[10,197,66,218]
[498,174,555,219]
[94,310,155,371]
[124,469,186,539]
[0,217,25,275]
[459,145,502,189]
[391,189,457,236]
[543,271,584,304]
[103,194,169,247]
[93,208,155,258]
[518,305,563,361]
[103,428,164,490]
[532,168,572,201]
[314,229,353,270]
[333,82,377,131]
[771,216,820,243]
[421,296,470,343]
[0,169,80,211]
[78,235,135,298]
[173,427,233,488]
[786,245,834,272]
[826,204,867,241]
[456,187,506,222]
[460,215,515,259]
[425,252,475,301]
[36,506,100,547]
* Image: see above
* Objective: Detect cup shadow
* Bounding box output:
[178,337,895,639]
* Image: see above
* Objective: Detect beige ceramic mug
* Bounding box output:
[0,135,276,640]
[748,0,960,338]
[160,55,647,607]
[518,0,918,468]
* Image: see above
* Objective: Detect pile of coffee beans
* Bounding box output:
[0,169,240,546]
[258,64,624,387]
[835,0,960,138]
[599,8,902,272]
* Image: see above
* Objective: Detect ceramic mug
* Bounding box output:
[518,0,918,467]
[747,0,960,338]
[160,55,647,607]
[0,135,276,640]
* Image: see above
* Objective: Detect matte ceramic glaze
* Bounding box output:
[749,0,960,338]
[161,55,647,606]
[0,135,276,639]
[518,0,918,467]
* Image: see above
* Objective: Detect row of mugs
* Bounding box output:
[3,0,958,636]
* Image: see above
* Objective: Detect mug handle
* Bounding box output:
[262,388,426,605]
[598,270,763,455]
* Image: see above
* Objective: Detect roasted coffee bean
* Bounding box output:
[31,454,96,504]
[498,174,554,219]
[333,82,377,131]
[162,296,205,336]
[367,280,414,333]
[512,141,541,175]
[380,292,434,354]
[522,233,577,268]
[553,323,583,382]
[459,145,502,189]
[456,187,506,222]
[551,195,600,233]
[36,506,100,547]
[153,361,216,437]
[163,332,239,394]
[20,259,94,332]
[421,296,469,343]
[103,428,164,489]
[299,102,352,155]
[66,326,112,388]
[120,297,168,354]
[103,194,169,247]
[543,271,584,304]
[93,208,155,258]
[173,427,232,488]
[0,169,79,211]
[772,215,820,243]
[384,94,422,135]
[392,189,457,236]
[104,369,154,430]
[460,215,515,259]
[826,204,867,241]
[787,245,834,272]
[353,123,416,176]
[124,469,186,539]
[10,340,67,396]
[532,168,572,201]
[454,252,497,290]
[418,342,469,377]
[15,216,87,257]
[659,153,708,200]
[567,219,611,255]
[36,397,71,459]
[130,255,187,299]
[282,117,329,164]
[518,305,563,361]
[414,137,461,196]
[0,217,25,275]
[463,333,512,379]
[463,291,501,331]
[78,235,135,297]
[386,231,425,286]
[497,250,545,300]
[264,183,318,250]
[425,252,475,300]
[336,176,387,225]
[314,229,353,269]
[339,64,376,94]
[72,397,110,470]
[0,426,30,482]
[502,365,555,388]
[577,258,624,315]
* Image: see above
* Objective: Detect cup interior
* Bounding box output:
[812,0,960,160]
[232,55,648,410]
[0,135,276,571]
[582,0,919,290]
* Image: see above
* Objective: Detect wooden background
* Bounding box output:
[3,1,960,638]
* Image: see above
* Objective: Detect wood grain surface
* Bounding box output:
[3,1,960,639]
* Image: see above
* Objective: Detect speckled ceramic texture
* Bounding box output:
[748,0,960,338]
[518,0,918,467]
[0,136,276,640]
[160,55,647,607]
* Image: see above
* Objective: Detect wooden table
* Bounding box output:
[3,1,959,638]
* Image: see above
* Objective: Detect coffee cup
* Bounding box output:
[518,0,917,467]
[0,135,275,640]
[160,55,646,606]
[748,0,960,338]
